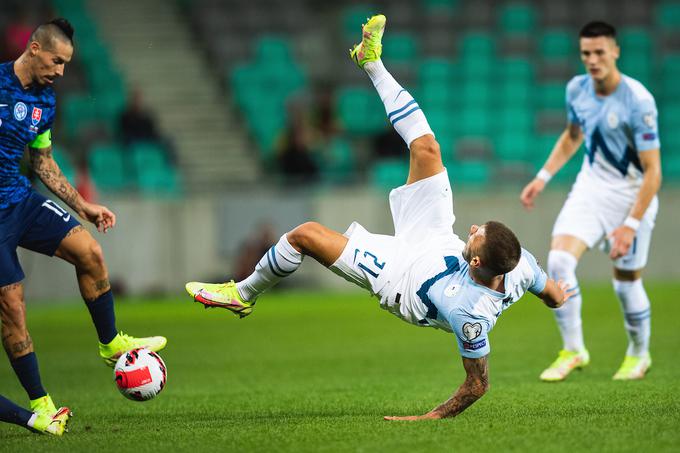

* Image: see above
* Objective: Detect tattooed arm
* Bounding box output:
[29,145,117,232]
[384,356,489,421]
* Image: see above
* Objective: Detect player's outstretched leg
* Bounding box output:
[351,14,442,184]
[0,394,71,436]
[55,227,167,367]
[186,223,348,316]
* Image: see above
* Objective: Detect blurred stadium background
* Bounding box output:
[2,0,679,300]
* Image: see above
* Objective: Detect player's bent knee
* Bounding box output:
[75,240,106,272]
[0,299,26,327]
[411,136,441,162]
[288,222,322,252]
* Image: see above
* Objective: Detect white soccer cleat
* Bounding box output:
[540,349,590,382]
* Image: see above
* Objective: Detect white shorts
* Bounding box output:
[330,170,464,302]
[552,178,658,270]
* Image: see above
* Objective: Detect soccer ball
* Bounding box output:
[114,348,167,401]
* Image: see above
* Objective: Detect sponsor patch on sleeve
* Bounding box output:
[463,339,487,350]
[642,132,657,141]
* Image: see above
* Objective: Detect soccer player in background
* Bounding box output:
[520,21,661,381]
[0,393,69,435]
[0,18,166,427]
[187,15,573,421]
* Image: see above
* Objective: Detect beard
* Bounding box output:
[462,244,471,263]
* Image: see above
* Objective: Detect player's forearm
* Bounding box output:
[428,376,488,419]
[628,165,661,221]
[29,146,85,214]
[539,279,564,309]
[542,129,582,176]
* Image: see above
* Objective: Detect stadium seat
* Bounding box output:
[536,83,565,110]
[383,32,418,66]
[254,36,294,64]
[500,57,535,82]
[498,3,537,35]
[494,131,532,162]
[341,4,378,40]
[447,160,490,190]
[656,1,680,29]
[370,158,409,191]
[88,144,129,192]
[459,32,495,57]
[320,137,356,183]
[130,142,182,197]
[337,86,386,135]
[419,58,456,83]
[539,29,576,61]
[456,107,491,137]
[52,146,77,184]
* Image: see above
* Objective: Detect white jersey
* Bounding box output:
[330,171,548,360]
[566,74,660,201]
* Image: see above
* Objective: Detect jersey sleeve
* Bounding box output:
[522,249,548,296]
[565,76,582,125]
[631,97,660,152]
[448,311,491,359]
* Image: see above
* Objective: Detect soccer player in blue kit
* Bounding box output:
[186,15,573,420]
[0,18,166,431]
[520,22,662,382]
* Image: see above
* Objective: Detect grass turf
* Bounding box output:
[1,282,679,452]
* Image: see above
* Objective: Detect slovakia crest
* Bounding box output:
[14,102,27,121]
[31,107,42,126]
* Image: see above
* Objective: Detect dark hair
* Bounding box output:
[579,21,617,39]
[479,221,521,275]
[29,17,74,50]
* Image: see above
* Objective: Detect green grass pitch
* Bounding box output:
[1,282,679,452]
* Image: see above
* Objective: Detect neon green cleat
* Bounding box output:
[540,349,590,382]
[185,280,254,318]
[30,394,57,417]
[349,14,386,68]
[99,332,167,368]
[613,353,651,380]
[32,407,72,436]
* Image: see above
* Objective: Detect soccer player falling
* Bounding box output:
[520,21,661,382]
[0,18,166,432]
[187,15,573,421]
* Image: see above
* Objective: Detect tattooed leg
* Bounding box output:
[0,282,34,359]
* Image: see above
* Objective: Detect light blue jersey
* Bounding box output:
[566,74,660,191]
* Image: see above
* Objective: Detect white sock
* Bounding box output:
[548,250,585,352]
[236,234,303,302]
[613,279,651,356]
[364,60,433,147]
[27,413,38,428]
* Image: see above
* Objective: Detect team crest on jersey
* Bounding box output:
[643,112,655,128]
[14,102,27,121]
[444,284,460,297]
[31,107,42,126]
[607,111,619,129]
[462,322,482,340]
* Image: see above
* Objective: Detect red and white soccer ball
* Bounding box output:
[114,348,167,401]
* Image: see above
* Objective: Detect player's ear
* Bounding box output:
[470,256,482,269]
[29,41,41,56]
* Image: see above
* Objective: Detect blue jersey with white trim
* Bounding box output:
[418,248,547,358]
[566,74,659,191]
[0,61,56,208]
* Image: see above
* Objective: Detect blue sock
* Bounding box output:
[85,289,118,344]
[0,394,33,426]
[10,353,47,400]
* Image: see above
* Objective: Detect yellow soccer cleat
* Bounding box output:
[30,394,57,417]
[99,332,167,368]
[613,353,651,380]
[349,14,386,68]
[32,406,72,436]
[540,349,590,382]
[185,280,254,318]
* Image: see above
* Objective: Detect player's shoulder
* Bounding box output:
[566,74,590,93]
[619,74,655,104]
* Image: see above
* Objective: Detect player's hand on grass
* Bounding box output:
[520,178,546,210]
[81,202,117,233]
[608,225,635,259]
[384,412,440,421]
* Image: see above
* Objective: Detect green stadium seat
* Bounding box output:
[536,83,565,110]
[656,2,680,29]
[420,82,456,111]
[618,28,652,55]
[371,158,408,191]
[130,142,181,197]
[539,29,576,60]
[448,161,490,190]
[88,144,128,192]
[498,80,533,106]
[341,5,377,40]
[496,107,533,133]
[320,137,356,183]
[422,0,460,14]
[337,87,386,135]
[459,32,495,57]
[459,81,492,108]
[419,58,456,83]
[499,57,534,82]
[52,146,77,184]
[62,94,101,139]
[459,54,494,79]
[254,36,294,64]
[456,108,491,137]
[494,131,532,161]
[499,3,537,35]
[383,33,418,66]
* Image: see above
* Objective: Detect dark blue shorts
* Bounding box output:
[0,191,81,287]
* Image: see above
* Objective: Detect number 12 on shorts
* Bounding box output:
[354,248,385,278]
